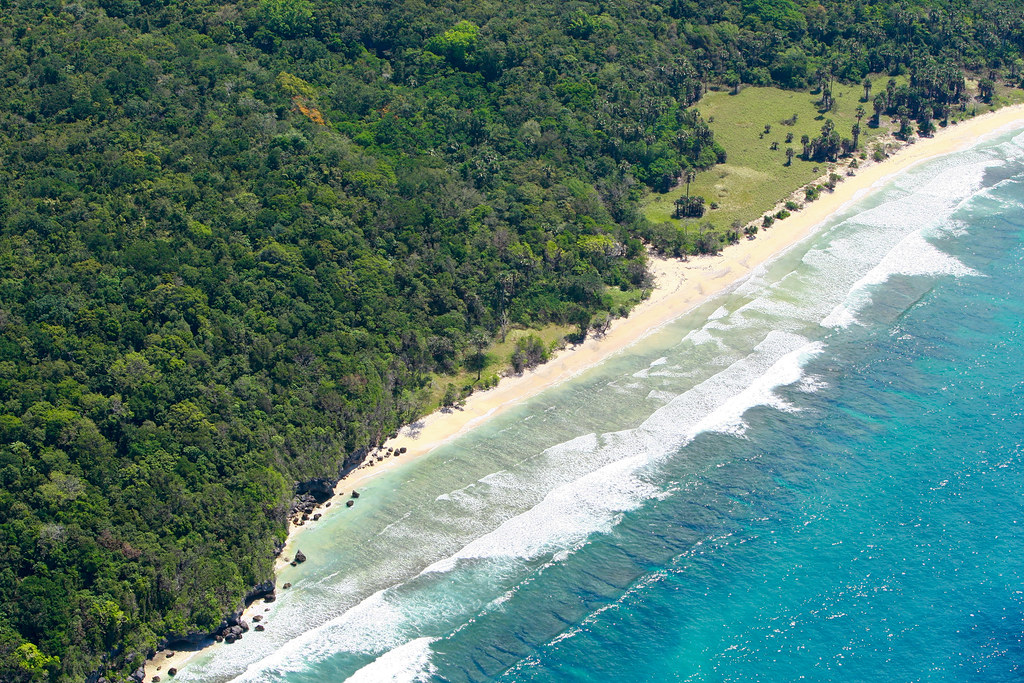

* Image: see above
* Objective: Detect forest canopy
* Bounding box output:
[2,0,1024,679]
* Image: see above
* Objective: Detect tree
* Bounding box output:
[851,122,861,151]
[978,77,995,103]
[724,71,740,95]
[683,168,696,198]
[785,147,795,165]
[257,0,313,39]
[441,383,458,408]
[800,134,810,159]
[466,331,489,381]
[862,76,873,101]
[872,92,886,126]
[590,311,611,336]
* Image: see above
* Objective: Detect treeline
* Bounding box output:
[2,0,1024,679]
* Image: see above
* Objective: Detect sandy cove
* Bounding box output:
[144,103,1024,680]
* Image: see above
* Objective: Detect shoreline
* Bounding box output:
[145,102,1024,681]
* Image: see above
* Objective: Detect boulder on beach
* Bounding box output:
[132,667,145,682]
[294,550,306,563]
[351,490,360,499]
[346,500,354,507]
[238,619,249,633]
[254,624,265,632]
[282,582,292,589]
[253,615,263,622]
[152,677,160,683]
[325,502,331,507]
[168,669,177,677]
[264,592,276,603]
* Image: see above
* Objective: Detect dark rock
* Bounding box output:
[214,635,224,643]
[346,500,354,507]
[325,502,331,507]
[263,592,276,603]
[399,446,407,454]
[225,634,237,644]
[296,478,335,503]
[351,490,360,499]
[301,513,309,521]
[283,582,292,589]
[294,550,306,563]
[238,619,249,633]
[290,560,297,566]
[253,615,263,622]
[152,677,161,683]
[313,513,321,521]
[168,669,177,677]
[132,667,145,682]
[254,624,265,632]
[244,580,276,605]
[166,652,175,658]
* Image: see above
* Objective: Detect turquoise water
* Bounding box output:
[179,125,1024,682]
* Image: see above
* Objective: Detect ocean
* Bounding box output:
[176,124,1024,682]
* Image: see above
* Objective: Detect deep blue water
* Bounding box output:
[181,127,1024,683]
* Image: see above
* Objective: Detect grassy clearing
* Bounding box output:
[421,322,574,411]
[644,77,897,231]
[644,78,1024,234]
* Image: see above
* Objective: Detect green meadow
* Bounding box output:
[643,78,1024,234]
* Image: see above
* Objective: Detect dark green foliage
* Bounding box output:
[509,336,548,373]
[2,0,1024,678]
[674,195,707,219]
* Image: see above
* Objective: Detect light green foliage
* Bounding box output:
[257,0,313,39]
[425,20,481,69]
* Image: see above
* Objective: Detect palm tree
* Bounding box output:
[855,105,866,123]
[862,76,872,102]
[800,134,810,159]
[684,168,696,198]
[786,147,795,166]
[468,331,489,380]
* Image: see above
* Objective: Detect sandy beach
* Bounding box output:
[143,103,1024,680]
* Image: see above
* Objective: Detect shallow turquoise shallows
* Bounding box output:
[179,125,1024,683]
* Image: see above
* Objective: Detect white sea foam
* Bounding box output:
[344,637,438,683]
[220,332,824,682]
[821,230,980,328]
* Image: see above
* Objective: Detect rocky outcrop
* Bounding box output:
[244,580,276,605]
[296,478,335,502]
